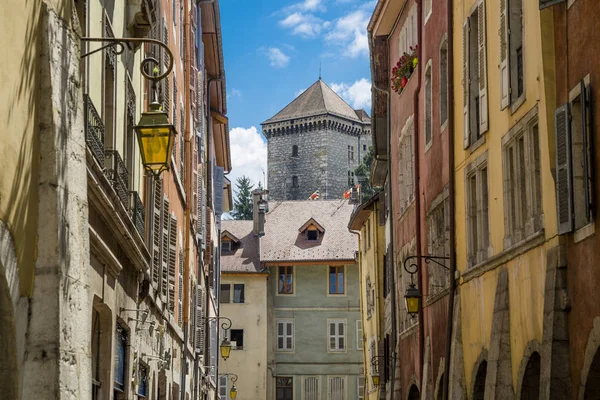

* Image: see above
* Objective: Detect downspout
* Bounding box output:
[413,0,425,383]
[442,0,456,398]
[182,0,191,398]
[368,30,395,400]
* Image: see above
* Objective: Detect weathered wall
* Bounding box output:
[220,274,268,400]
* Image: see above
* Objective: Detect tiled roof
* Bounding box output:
[261,79,368,124]
[220,221,262,274]
[261,199,358,262]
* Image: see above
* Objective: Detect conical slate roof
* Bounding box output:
[262,79,365,124]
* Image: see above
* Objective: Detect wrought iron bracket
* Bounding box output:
[370,355,393,367]
[80,37,173,83]
[220,373,238,383]
[203,316,233,331]
[403,255,451,284]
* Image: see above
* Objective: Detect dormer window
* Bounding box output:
[222,241,232,252]
[221,231,240,253]
[299,218,325,241]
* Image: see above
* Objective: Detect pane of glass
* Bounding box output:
[339,337,345,349]
[330,337,336,349]
[286,337,292,349]
[278,337,284,349]
[338,271,344,293]
[278,323,284,335]
[287,323,292,335]
[338,322,344,335]
[330,323,336,335]
[233,284,244,303]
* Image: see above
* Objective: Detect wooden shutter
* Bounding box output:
[195,285,205,354]
[499,0,510,110]
[152,178,163,286]
[196,164,203,239]
[555,104,574,234]
[462,19,470,149]
[168,214,177,312]
[161,197,170,298]
[178,249,183,326]
[303,377,318,400]
[582,82,594,221]
[478,1,489,134]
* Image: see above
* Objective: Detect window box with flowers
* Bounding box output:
[391,46,419,94]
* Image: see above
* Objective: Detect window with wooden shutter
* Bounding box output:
[302,377,319,400]
[477,1,488,134]
[276,320,294,352]
[178,249,183,326]
[328,319,346,352]
[168,214,177,312]
[161,197,170,298]
[582,83,593,222]
[462,20,470,149]
[152,178,163,287]
[180,107,185,175]
[195,285,205,354]
[499,0,510,110]
[328,376,346,400]
[555,104,573,234]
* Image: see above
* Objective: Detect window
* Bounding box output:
[276,377,293,400]
[425,62,433,146]
[348,145,354,161]
[278,266,294,294]
[303,377,319,400]
[292,176,298,188]
[556,79,593,234]
[424,0,432,22]
[466,158,490,266]
[365,277,373,319]
[307,229,318,241]
[356,320,363,350]
[347,171,355,187]
[462,1,489,148]
[328,376,346,399]
[427,196,450,296]
[292,145,298,157]
[137,364,148,398]
[398,118,415,214]
[220,284,231,303]
[222,240,232,253]
[113,324,127,393]
[440,38,449,126]
[219,376,228,400]
[499,0,524,110]
[369,338,377,390]
[357,376,365,400]
[103,15,117,150]
[329,266,345,294]
[328,319,346,352]
[398,6,418,59]
[230,329,244,349]
[502,107,543,246]
[363,144,367,151]
[233,284,245,303]
[277,320,294,352]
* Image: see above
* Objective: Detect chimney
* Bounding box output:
[253,189,269,236]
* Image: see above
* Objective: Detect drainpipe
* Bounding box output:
[442,0,456,398]
[413,0,425,385]
[369,30,395,400]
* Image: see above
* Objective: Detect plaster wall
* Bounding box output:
[452,0,558,395]
[219,274,268,400]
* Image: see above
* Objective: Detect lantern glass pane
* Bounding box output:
[405,296,420,314]
[138,126,172,168]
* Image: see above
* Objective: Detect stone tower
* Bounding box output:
[262,79,372,200]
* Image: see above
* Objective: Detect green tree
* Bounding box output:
[354,146,380,201]
[231,176,254,220]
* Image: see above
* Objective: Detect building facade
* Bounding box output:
[0,0,231,399]
[348,193,386,400]
[262,79,372,201]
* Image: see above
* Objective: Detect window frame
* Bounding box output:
[327,376,347,399]
[233,283,245,304]
[219,376,228,400]
[230,329,244,350]
[357,376,365,400]
[301,376,320,400]
[356,320,363,350]
[113,323,128,393]
[424,59,433,149]
[465,153,491,267]
[439,36,449,129]
[277,266,295,295]
[137,362,149,398]
[328,266,345,295]
[276,376,294,400]
[222,240,232,253]
[220,283,231,303]
[276,319,295,352]
[327,319,347,352]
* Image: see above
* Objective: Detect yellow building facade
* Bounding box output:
[349,193,386,399]
[451,0,561,398]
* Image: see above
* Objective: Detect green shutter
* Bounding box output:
[555,104,574,234]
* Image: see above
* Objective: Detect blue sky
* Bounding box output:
[219,0,375,189]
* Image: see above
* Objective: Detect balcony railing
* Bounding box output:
[84,95,106,165]
[105,150,129,207]
[130,191,145,238]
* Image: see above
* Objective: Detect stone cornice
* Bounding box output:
[263,113,371,139]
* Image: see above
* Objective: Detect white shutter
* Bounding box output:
[168,214,177,312]
[478,1,489,133]
[161,198,170,298]
[356,321,363,350]
[195,285,205,354]
[499,0,510,110]
[463,19,470,149]
[152,178,163,286]
[178,249,183,326]
[303,377,319,400]
[328,377,345,400]
[555,104,573,234]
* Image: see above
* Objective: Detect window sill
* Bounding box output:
[469,135,486,154]
[440,119,449,134]
[400,323,418,339]
[510,94,527,116]
[425,286,450,306]
[424,138,433,154]
[462,230,545,283]
[574,222,595,243]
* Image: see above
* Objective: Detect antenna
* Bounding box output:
[319,60,322,80]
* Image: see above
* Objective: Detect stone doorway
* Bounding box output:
[520,352,541,400]
[472,360,487,400]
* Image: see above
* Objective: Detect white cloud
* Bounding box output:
[230,88,242,98]
[228,126,268,193]
[294,87,307,97]
[266,47,290,68]
[330,78,372,109]
[324,9,369,57]
[279,12,330,38]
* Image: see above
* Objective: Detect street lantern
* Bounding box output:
[230,384,238,399]
[220,338,232,360]
[372,372,380,387]
[134,101,177,176]
[404,283,421,316]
